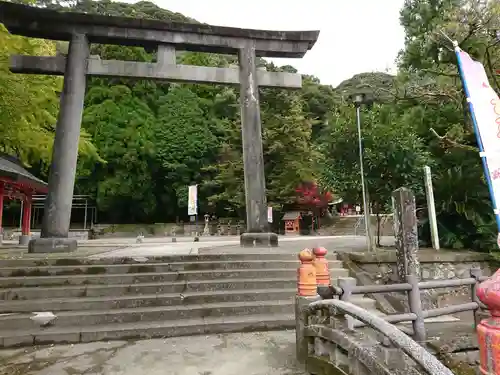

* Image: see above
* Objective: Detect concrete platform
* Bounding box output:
[0,331,306,375]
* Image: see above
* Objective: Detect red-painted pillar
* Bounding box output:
[21,195,31,236]
[0,185,4,238]
[477,269,500,375]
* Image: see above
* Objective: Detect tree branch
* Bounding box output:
[485,46,500,94]
[429,128,477,151]
[420,68,459,78]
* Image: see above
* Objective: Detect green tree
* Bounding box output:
[154,86,222,216]
[208,84,319,214]
[81,84,157,222]
[0,24,99,173]
[319,103,432,244]
[395,0,500,249]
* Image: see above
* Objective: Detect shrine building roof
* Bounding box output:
[0,155,48,193]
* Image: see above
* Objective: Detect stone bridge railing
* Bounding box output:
[300,299,454,375]
[295,247,491,375]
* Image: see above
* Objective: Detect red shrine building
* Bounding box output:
[0,155,48,244]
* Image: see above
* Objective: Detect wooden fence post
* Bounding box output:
[392,187,420,282]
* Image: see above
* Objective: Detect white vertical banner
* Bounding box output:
[267,206,273,223]
[456,47,500,244]
[424,166,439,250]
[188,185,198,216]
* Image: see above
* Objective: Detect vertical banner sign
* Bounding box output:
[455,46,500,246]
[188,185,198,216]
[267,206,273,223]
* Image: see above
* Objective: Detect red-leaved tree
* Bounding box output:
[295,182,333,228]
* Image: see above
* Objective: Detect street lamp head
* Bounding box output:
[349,91,374,108]
[350,93,366,107]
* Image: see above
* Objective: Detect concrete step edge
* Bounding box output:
[0,293,377,312]
[0,259,342,277]
[0,267,348,281]
[0,313,297,347]
[0,277,301,294]
[0,253,338,266]
[0,288,299,307]
[0,259,343,271]
[0,299,296,320]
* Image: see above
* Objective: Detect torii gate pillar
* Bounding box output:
[38,33,89,252]
[0,1,319,252]
[238,42,276,246]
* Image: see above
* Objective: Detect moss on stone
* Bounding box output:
[54,258,84,266]
[85,266,107,275]
[442,358,477,375]
[127,265,156,274]
[9,269,50,277]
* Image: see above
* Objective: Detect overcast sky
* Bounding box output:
[126,0,406,87]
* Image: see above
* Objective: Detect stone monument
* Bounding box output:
[203,214,210,236]
[0,1,319,251]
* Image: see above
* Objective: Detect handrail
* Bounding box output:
[306,299,455,375]
[319,272,488,331]
[321,275,489,297]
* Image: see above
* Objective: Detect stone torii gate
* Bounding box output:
[0,1,319,252]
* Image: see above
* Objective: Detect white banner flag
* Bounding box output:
[188,185,197,216]
[456,48,500,238]
[267,206,273,223]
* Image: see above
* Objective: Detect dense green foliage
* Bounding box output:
[321,0,500,250]
[0,0,499,250]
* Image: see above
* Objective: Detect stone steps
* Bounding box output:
[0,300,297,329]
[0,288,378,314]
[0,313,297,347]
[0,252,352,347]
[0,267,349,288]
[0,260,344,277]
[0,288,298,312]
[0,278,300,300]
[0,253,338,267]
[0,250,457,348]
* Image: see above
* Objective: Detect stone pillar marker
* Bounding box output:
[392,187,420,281]
[29,33,89,253]
[238,41,278,247]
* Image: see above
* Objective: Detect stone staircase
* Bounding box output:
[0,252,380,348]
[318,216,394,236]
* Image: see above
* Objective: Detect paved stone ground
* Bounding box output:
[91,235,395,258]
[0,331,306,375]
[0,235,395,259]
[200,236,395,255]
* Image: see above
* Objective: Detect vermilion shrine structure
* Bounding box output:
[0,155,48,244]
[0,1,319,252]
